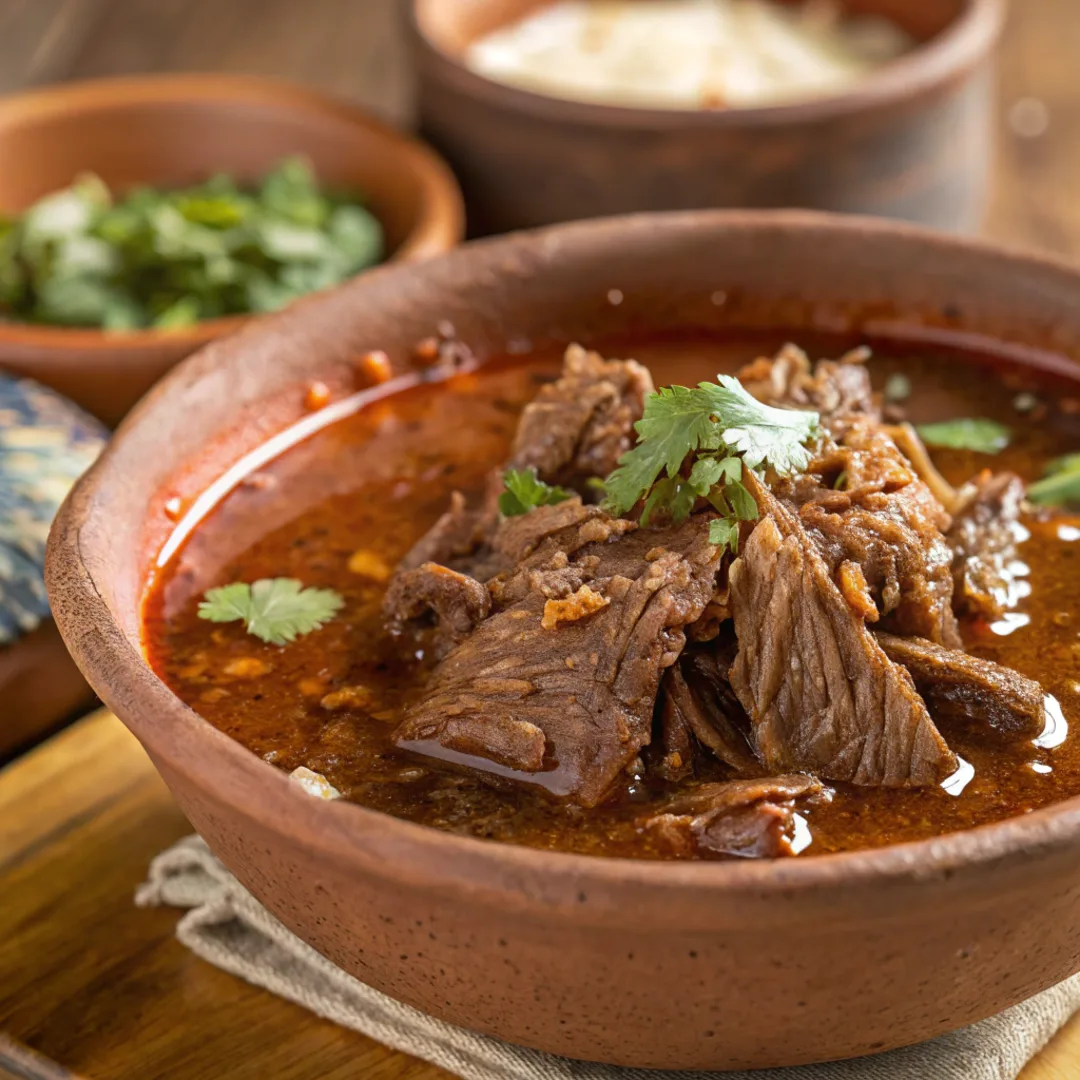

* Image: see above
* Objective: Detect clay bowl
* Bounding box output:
[408,0,1003,236]
[0,74,464,426]
[47,211,1080,1070]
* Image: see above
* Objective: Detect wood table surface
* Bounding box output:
[4,0,1080,1077]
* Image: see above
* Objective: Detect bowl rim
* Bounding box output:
[0,72,465,355]
[407,0,1004,130]
[47,208,1080,917]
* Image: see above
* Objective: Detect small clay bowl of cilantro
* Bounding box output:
[0,74,463,425]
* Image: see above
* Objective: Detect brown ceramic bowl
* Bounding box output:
[0,74,464,426]
[47,212,1080,1070]
[409,0,1003,236]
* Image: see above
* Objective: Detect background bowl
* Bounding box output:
[409,0,1003,236]
[0,74,464,426]
[46,211,1080,1070]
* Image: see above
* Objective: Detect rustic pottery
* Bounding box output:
[47,211,1080,1070]
[0,74,464,425]
[409,0,1003,236]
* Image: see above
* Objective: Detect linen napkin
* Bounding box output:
[137,835,1080,1080]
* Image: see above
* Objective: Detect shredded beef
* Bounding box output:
[642,774,824,859]
[778,420,962,647]
[393,344,649,595]
[396,473,503,577]
[728,475,957,787]
[509,344,653,488]
[655,679,696,783]
[393,512,722,807]
[488,501,635,609]
[659,644,760,777]
[383,563,491,660]
[736,343,879,426]
[738,348,961,646]
[876,632,1045,737]
[380,342,1051,852]
[948,470,1028,621]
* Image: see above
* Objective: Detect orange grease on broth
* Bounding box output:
[143,334,1080,859]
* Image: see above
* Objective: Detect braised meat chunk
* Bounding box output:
[510,344,654,489]
[643,775,825,859]
[728,476,957,787]
[778,421,961,647]
[875,632,1045,737]
[393,344,651,596]
[383,562,491,660]
[658,644,760,777]
[394,512,723,807]
[396,477,502,577]
[736,343,878,426]
[740,347,961,645]
[948,470,1028,621]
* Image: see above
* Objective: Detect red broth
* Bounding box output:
[144,333,1080,858]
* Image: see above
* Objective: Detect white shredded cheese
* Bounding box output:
[465,0,912,110]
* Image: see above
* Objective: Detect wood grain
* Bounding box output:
[985,0,1080,255]
[0,711,454,1080]
[2,0,1080,1076]
[0,0,411,126]
[1023,1015,1080,1080]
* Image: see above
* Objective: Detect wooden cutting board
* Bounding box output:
[0,709,1076,1080]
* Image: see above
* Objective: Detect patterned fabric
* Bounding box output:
[0,373,107,645]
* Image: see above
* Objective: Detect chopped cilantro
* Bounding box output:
[1028,453,1080,506]
[708,518,742,553]
[704,376,820,475]
[0,156,383,330]
[498,468,572,517]
[916,418,1010,455]
[198,578,344,645]
[601,375,814,552]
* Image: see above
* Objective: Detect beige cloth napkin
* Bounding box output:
[137,835,1080,1080]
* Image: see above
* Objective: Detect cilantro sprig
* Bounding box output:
[198,578,344,645]
[601,375,819,552]
[1028,453,1080,507]
[499,467,572,517]
[916,418,1010,455]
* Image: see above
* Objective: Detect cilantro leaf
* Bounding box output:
[1028,453,1080,506]
[641,476,698,526]
[198,578,344,645]
[709,518,741,554]
[603,385,726,515]
[916,418,1010,455]
[499,468,572,517]
[727,479,759,521]
[687,455,725,495]
[600,374,817,548]
[197,583,252,625]
[701,376,820,475]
